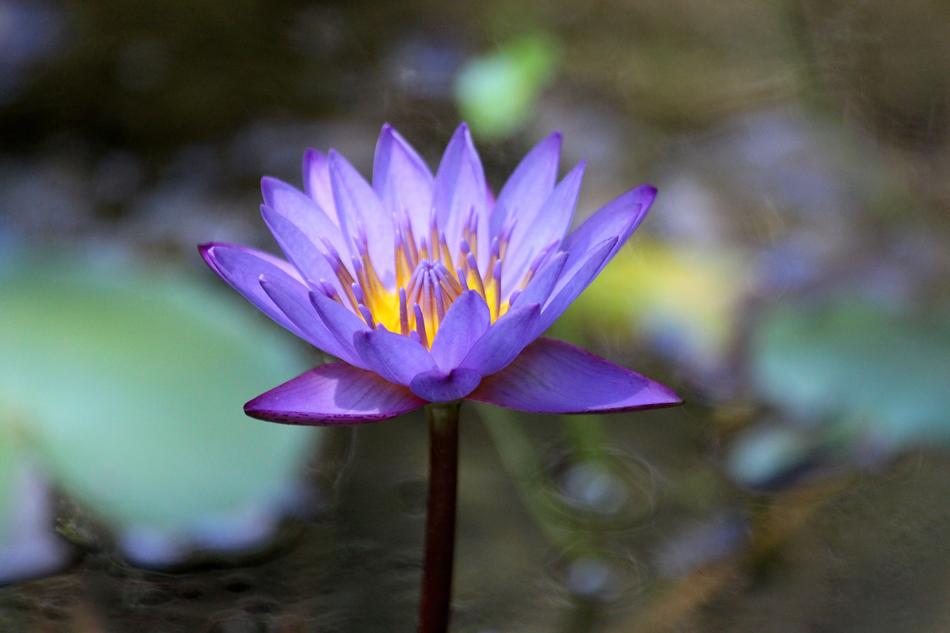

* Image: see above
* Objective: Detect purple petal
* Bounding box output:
[502,163,585,295]
[261,177,350,272]
[308,290,371,369]
[260,203,343,296]
[259,276,358,364]
[460,303,541,377]
[433,123,489,265]
[353,327,437,386]
[244,362,425,425]
[372,124,434,241]
[409,368,482,402]
[561,184,656,276]
[491,132,561,237]
[515,251,567,308]
[469,338,682,413]
[534,237,616,336]
[199,243,308,340]
[429,290,491,371]
[329,150,396,285]
[302,148,339,225]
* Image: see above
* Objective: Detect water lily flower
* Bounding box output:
[199,123,680,425]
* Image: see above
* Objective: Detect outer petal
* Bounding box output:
[534,237,616,336]
[244,363,425,425]
[491,132,561,238]
[260,203,342,296]
[199,243,308,341]
[460,303,541,377]
[561,184,656,278]
[302,148,339,225]
[429,290,491,371]
[433,123,489,265]
[373,124,434,241]
[261,177,350,274]
[353,327,437,386]
[514,251,567,309]
[259,276,359,365]
[469,338,682,413]
[502,163,585,295]
[329,150,396,285]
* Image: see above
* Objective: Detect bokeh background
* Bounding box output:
[2,1,949,631]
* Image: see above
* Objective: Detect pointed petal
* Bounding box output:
[373,124,434,241]
[409,368,482,402]
[561,184,656,277]
[515,251,567,308]
[353,327,437,386]
[259,276,358,364]
[302,148,339,225]
[429,291,491,371]
[308,290,371,369]
[329,151,396,284]
[502,162,585,295]
[244,363,425,425]
[260,203,343,297]
[460,303,541,377]
[261,176,350,273]
[199,243,308,340]
[433,123,489,265]
[491,131,561,237]
[534,237,616,336]
[470,338,682,413]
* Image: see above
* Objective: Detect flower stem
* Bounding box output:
[418,401,461,633]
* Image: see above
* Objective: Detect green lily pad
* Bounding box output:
[751,300,950,451]
[0,255,320,567]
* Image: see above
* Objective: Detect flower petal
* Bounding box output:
[329,150,396,285]
[469,338,682,413]
[561,184,656,277]
[433,123,489,265]
[260,203,342,296]
[244,363,425,425]
[534,237,616,336]
[460,303,541,377]
[372,124,434,242]
[353,327,437,386]
[259,276,359,364]
[308,290,371,369]
[409,368,482,402]
[302,148,339,225]
[502,162,585,295]
[515,251,567,308]
[429,290,491,371]
[261,176,350,272]
[199,243,307,340]
[491,131,561,237]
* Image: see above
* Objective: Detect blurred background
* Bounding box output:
[1,0,949,631]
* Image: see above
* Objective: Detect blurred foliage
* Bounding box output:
[455,34,558,139]
[562,240,748,372]
[0,256,319,570]
[752,300,950,450]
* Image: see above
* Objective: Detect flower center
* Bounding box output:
[316,210,549,347]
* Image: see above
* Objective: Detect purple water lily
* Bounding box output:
[199,123,680,422]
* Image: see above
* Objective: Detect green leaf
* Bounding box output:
[455,34,559,140]
[0,256,321,566]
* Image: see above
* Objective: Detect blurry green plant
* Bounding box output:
[0,256,320,573]
[732,300,950,488]
[455,34,559,140]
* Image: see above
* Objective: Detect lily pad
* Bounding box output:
[0,255,320,567]
[751,300,950,452]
